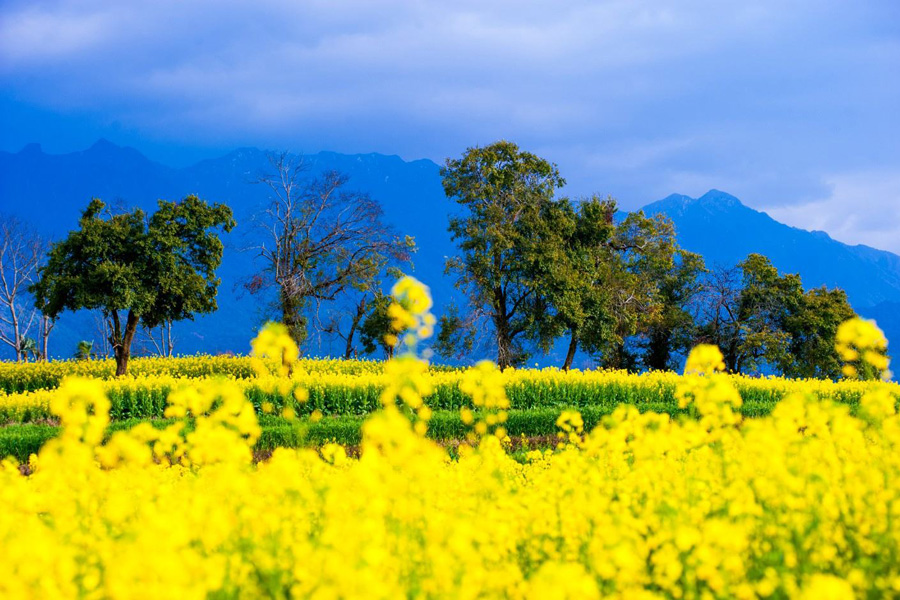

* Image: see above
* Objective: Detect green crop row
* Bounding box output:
[1,375,870,426]
[1,398,874,465]
[0,405,662,463]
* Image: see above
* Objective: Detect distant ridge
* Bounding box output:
[641,189,900,351]
[1,140,897,358]
[641,189,900,308]
[0,140,454,358]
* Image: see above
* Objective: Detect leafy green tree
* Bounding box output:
[593,209,681,370]
[32,197,235,375]
[74,340,95,361]
[782,287,858,379]
[698,254,803,374]
[434,303,478,361]
[737,254,804,373]
[698,255,864,377]
[359,292,398,359]
[534,196,681,370]
[639,249,706,371]
[19,336,38,362]
[322,261,412,359]
[441,141,565,369]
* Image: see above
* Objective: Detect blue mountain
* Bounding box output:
[0,140,457,358]
[641,190,900,350]
[1,142,898,360]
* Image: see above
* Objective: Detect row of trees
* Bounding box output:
[696,254,857,379]
[0,153,412,374]
[1,142,866,379]
[0,216,53,362]
[436,141,861,378]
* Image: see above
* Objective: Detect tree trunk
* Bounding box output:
[165,321,174,357]
[343,328,355,359]
[646,329,671,371]
[726,339,740,374]
[112,310,140,376]
[495,317,512,371]
[344,298,367,359]
[279,285,306,348]
[563,333,578,371]
[40,316,53,361]
[11,307,21,362]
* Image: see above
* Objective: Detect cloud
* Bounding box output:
[0,0,898,249]
[762,170,900,255]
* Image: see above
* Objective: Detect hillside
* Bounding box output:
[2,142,898,359]
[0,141,456,358]
[642,190,900,351]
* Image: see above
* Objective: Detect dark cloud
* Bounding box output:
[1,0,898,248]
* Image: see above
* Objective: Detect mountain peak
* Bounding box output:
[660,193,693,204]
[87,138,122,153]
[697,189,743,207]
[78,139,170,171]
[19,142,43,155]
[640,188,900,310]
[643,190,747,217]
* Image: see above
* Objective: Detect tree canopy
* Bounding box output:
[32,196,235,375]
[695,253,861,376]
[441,140,566,369]
[535,196,685,370]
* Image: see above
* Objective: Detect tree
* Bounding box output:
[782,287,858,379]
[638,249,706,371]
[137,319,176,358]
[533,196,681,370]
[696,255,863,377]
[75,340,95,361]
[359,292,399,359]
[92,310,113,358]
[697,254,803,374]
[735,253,804,373]
[583,205,680,370]
[695,263,743,370]
[441,141,566,369]
[19,337,38,362]
[249,152,414,349]
[322,296,365,358]
[38,315,55,362]
[0,214,45,361]
[32,197,234,375]
[434,303,479,361]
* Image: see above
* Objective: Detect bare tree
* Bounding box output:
[248,151,414,349]
[0,215,45,361]
[695,264,742,370]
[322,296,369,359]
[92,310,113,358]
[39,315,55,361]
[136,319,176,358]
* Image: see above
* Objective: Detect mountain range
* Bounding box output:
[1,140,898,363]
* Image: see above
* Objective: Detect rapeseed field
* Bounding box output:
[1,278,898,599]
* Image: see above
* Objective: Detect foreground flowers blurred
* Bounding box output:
[1,280,898,598]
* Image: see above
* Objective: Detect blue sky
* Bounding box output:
[2,1,899,251]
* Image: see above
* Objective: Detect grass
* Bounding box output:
[0,405,665,463]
